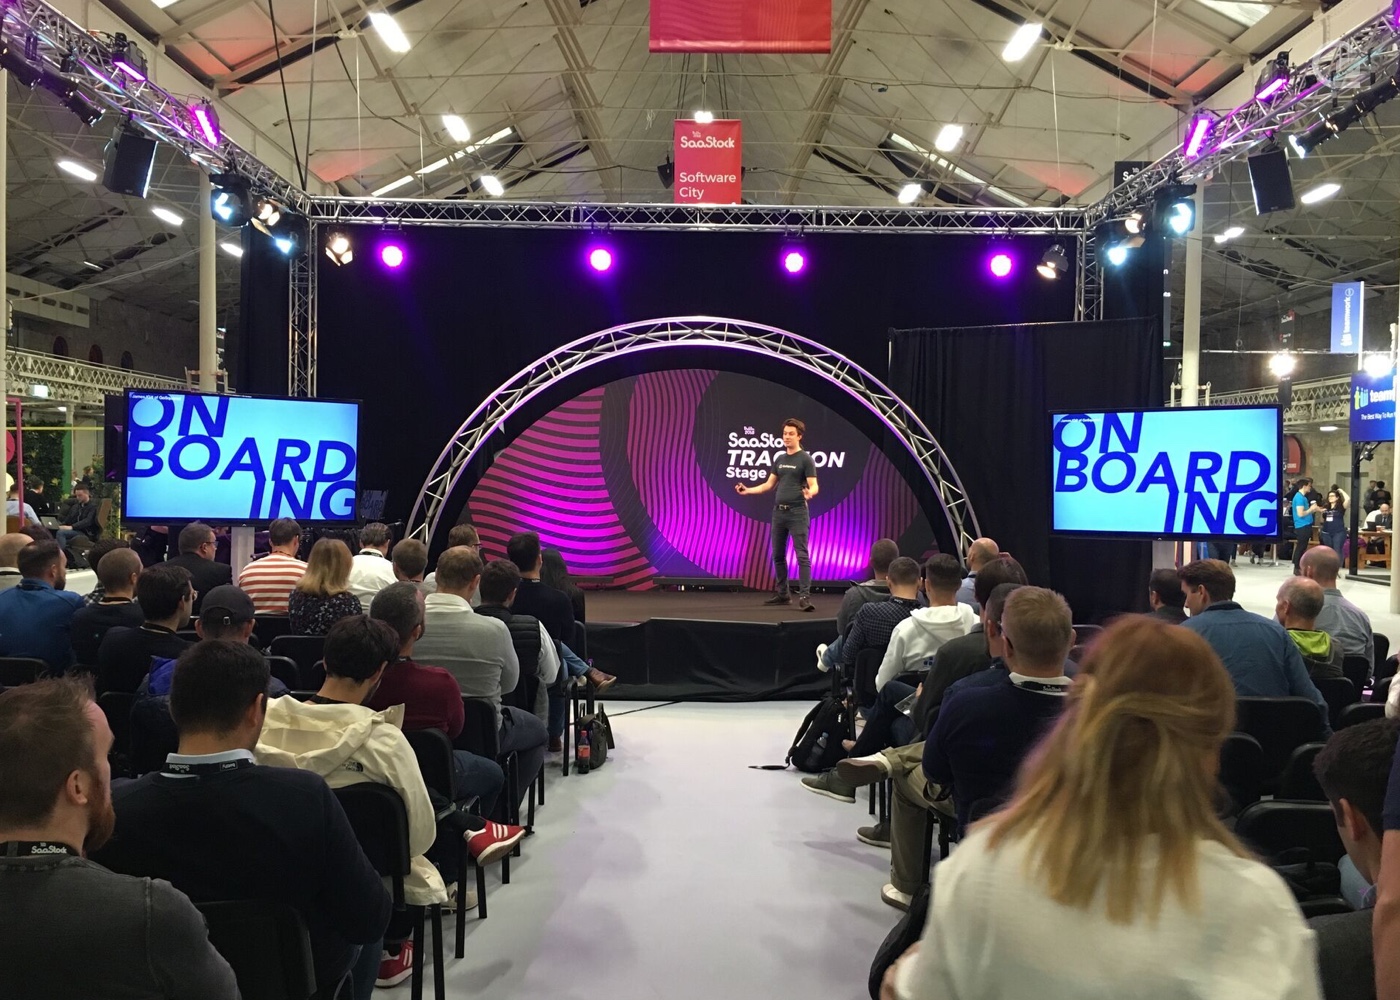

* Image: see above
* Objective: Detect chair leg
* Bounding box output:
[476,855,488,920]
[537,765,545,806]
[455,842,467,960]
[527,770,536,833]
[430,905,445,1000]
[879,779,890,825]
[868,782,875,816]
[411,906,426,1000]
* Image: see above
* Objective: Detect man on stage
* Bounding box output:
[735,418,820,611]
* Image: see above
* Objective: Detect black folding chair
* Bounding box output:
[1218,731,1265,814]
[1374,676,1392,706]
[270,635,328,688]
[1235,800,1345,865]
[1381,654,1399,684]
[456,697,522,883]
[1072,624,1103,645]
[0,657,47,686]
[333,783,444,1000]
[1277,742,1328,801]
[98,690,135,777]
[1312,676,1357,726]
[852,648,883,714]
[405,728,487,955]
[1343,655,1372,695]
[1375,634,1391,682]
[1338,702,1386,729]
[253,615,294,647]
[196,899,320,1000]
[265,655,300,691]
[1234,697,1328,790]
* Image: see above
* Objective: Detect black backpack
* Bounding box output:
[786,694,851,773]
[868,882,931,999]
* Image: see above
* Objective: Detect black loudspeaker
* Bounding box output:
[103,393,126,485]
[102,127,158,198]
[1247,147,1295,214]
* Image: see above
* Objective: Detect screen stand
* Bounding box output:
[230,525,254,582]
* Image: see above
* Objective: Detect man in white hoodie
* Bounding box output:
[874,554,979,692]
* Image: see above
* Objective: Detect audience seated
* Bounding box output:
[236,517,306,614]
[476,559,561,723]
[78,538,130,604]
[873,554,977,693]
[92,641,392,999]
[96,565,193,695]
[0,540,83,674]
[1367,503,1393,530]
[368,583,506,816]
[881,616,1320,1000]
[1147,567,1187,623]
[163,523,231,614]
[348,522,398,612]
[1310,718,1396,1000]
[289,538,363,635]
[1180,558,1330,727]
[392,538,429,587]
[421,523,480,600]
[55,483,101,562]
[194,585,259,644]
[955,537,999,611]
[817,538,898,672]
[414,546,548,816]
[5,484,39,527]
[0,532,30,592]
[0,678,238,998]
[70,548,144,665]
[541,547,587,623]
[1303,546,1376,668]
[1277,577,1346,680]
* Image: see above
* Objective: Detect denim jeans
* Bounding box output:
[850,680,917,756]
[349,942,379,1000]
[451,749,504,818]
[771,505,811,597]
[821,635,844,671]
[548,643,591,739]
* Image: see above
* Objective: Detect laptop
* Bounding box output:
[40,516,60,529]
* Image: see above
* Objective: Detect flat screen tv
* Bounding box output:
[1050,405,1283,540]
[122,390,360,523]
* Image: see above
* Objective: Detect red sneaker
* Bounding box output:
[375,941,413,987]
[465,821,527,865]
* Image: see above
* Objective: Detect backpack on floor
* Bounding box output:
[576,706,614,770]
[868,882,932,999]
[786,694,851,773]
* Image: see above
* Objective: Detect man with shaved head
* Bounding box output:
[1302,545,1375,670]
[1276,576,1344,680]
[956,537,999,612]
[70,549,145,666]
[0,533,32,592]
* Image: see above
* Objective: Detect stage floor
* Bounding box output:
[586,589,842,624]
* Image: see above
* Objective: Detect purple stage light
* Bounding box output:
[192,103,221,146]
[1255,77,1286,101]
[380,244,406,269]
[1183,113,1213,159]
[782,250,806,274]
[988,252,1014,278]
[588,247,613,272]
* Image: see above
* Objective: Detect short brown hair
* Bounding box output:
[96,548,142,592]
[0,677,98,827]
[870,539,899,576]
[1000,586,1074,668]
[447,524,480,548]
[359,522,392,549]
[178,522,215,554]
[974,555,1028,607]
[392,539,428,580]
[268,518,301,546]
[886,556,920,588]
[922,553,964,594]
[783,418,805,438]
[435,546,485,591]
[479,559,522,604]
[18,540,63,579]
[1178,559,1235,602]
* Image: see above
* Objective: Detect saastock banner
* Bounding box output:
[674,119,742,205]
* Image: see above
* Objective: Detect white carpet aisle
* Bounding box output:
[398,700,893,1000]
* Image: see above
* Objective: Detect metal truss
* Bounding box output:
[287,220,318,398]
[1210,374,1351,427]
[405,317,982,559]
[7,0,309,213]
[8,348,183,406]
[1094,10,1400,222]
[1075,228,1102,321]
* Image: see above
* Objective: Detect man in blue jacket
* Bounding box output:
[1179,558,1329,730]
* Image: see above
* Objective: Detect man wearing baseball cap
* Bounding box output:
[194,586,257,644]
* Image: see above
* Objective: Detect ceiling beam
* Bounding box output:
[544,0,618,198]
[159,0,254,44]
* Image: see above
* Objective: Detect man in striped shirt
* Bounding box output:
[237,519,306,615]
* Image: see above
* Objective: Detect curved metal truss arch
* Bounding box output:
[407,316,981,560]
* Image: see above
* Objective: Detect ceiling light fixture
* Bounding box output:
[1269,351,1296,378]
[56,159,98,182]
[897,182,924,205]
[368,11,411,53]
[1002,22,1041,62]
[934,124,964,152]
[219,241,244,258]
[1213,225,1245,244]
[693,110,715,124]
[325,232,353,266]
[442,114,470,144]
[1254,51,1290,101]
[479,174,505,197]
[151,206,184,227]
[371,175,414,197]
[1036,244,1068,279]
[1300,182,1340,204]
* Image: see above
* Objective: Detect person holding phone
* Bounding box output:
[735,418,819,611]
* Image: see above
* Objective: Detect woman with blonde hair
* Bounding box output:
[884,616,1319,1000]
[289,537,362,635]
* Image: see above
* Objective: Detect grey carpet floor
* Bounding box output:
[396,701,896,1000]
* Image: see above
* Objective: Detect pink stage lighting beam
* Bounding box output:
[380,244,406,269]
[1255,76,1287,101]
[192,104,221,146]
[1183,114,1213,159]
[588,247,613,272]
[782,250,806,274]
[988,252,1014,278]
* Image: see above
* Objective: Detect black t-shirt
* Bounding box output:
[71,600,145,666]
[772,449,817,505]
[95,625,191,694]
[1323,507,1346,529]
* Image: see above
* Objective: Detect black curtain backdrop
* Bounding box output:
[889,317,1163,622]
[241,226,1076,545]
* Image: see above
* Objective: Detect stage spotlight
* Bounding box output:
[1255,51,1290,101]
[588,247,614,272]
[1289,119,1334,158]
[379,243,406,269]
[111,33,147,81]
[1153,183,1197,236]
[1036,244,1068,280]
[210,175,252,225]
[272,234,296,255]
[657,157,674,189]
[1105,245,1130,267]
[0,37,43,89]
[1183,112,1216,159]
[1355,72,1400,116]
[1269,351,1296,378]
[324,232,353,266]
[782,249,807,274]
[63,90,103,127]
[1327,102,1366,135]
[988,252,1014,278]
[1365,353,1394,378]
[250,197,283,236]
[192,101,221,146]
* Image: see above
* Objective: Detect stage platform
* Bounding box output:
[583,590,840,702]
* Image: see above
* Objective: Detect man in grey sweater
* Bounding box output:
[0,677,238,999]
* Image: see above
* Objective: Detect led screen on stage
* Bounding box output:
[1051,406,1282,539]
[123,390,360,522]
[467,370,935,589]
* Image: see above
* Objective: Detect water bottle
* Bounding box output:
[576,724,591,775]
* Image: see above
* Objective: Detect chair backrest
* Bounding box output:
[95,498,113,538]
[1312,676,1357,725]
[852,648,884,707]
[98,690,135,766]
[269,635,327,687]
[1072,624,1103,645]
[1234,697,1327,784]
[1338,702,1386,729]
[176,629,200,642]
[129,696,179,775]
[264,656,300,690]
[1382,654,1400,684]
[1218,732,1265,812]
[0,657,48,686]
[1376,633,1391,680]
[332,783,410,907]
[455,697,502,758]
[196,899,318,1000]
[404,727,455,802]
[253,615,294,647]
[1277,742,1328,801]
[1235,800,1345,865]
[1374,676,1392,706]
[1342,655,1372,693]
[572,620,588,662]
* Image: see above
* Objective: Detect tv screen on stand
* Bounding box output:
[1051,405,1283,540]
[123,390,360,523]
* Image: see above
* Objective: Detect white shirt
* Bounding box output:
[897,827,1320,1000]
[348,549,398,611]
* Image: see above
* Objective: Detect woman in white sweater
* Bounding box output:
[883,616,1321,1000]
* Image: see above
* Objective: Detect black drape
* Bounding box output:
[235,227,292,397]
[889,317,1163,622]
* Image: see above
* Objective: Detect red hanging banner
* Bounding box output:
[673,119,743,205]
[650,0,831,53]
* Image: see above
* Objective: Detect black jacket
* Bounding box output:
[95,625,191,694]
[510,579,576,647]
[162,554,233,613]
[59,499,101,540]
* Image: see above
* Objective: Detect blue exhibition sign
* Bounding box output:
[1351,371,1396,442]
[1332,281,1365,354]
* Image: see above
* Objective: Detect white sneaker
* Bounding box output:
[816,642,830,673]
[881,883,912,911]
[836,753,893,787]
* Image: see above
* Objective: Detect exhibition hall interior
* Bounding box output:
[5,0,1400,998]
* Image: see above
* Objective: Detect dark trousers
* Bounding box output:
[771,505,812,597]
[497,706,547,821]
[1293,525,1313,574]
[851,680,918,756]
